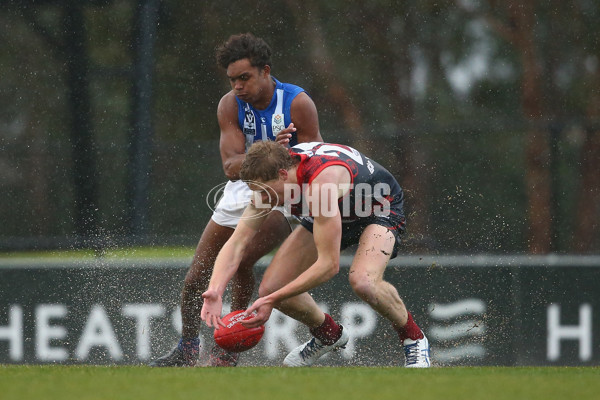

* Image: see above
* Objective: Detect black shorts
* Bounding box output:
[299,209,406,259]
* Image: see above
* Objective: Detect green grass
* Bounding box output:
[0,246,195,260]
[0,366,598,400]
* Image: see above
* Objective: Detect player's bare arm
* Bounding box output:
[201,204,268,328]
[242,167,350,327]
[275,92,322,145]
[217,92,246,180]
[242,205,342,328]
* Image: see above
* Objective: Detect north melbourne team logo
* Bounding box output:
[243,111,256,136]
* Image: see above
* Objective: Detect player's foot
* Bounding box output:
[283,326,349,367]
[149,345,199,367]
[207,345,239,367]
[403,334,431,368]
[149,338,200,367]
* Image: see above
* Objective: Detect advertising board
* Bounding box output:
[1,255,598,366]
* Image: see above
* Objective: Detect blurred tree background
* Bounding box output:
[0,0,598,254]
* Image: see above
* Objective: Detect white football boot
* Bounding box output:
[403,334,431,368]
[283,326,350,367]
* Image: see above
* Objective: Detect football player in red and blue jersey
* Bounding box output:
[202,141,430,368]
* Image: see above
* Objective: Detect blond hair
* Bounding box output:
[240,141,295,182]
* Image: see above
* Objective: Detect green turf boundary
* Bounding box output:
[1,366,599,400]
[0,246,196,260]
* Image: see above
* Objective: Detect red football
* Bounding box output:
[214,310,265,352]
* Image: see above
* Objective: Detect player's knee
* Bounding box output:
[257,281,276,298]
[184,258,214,283]
[183,268,208,289]
[349,274,377,300]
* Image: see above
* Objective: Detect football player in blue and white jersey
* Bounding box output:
[150,33,322,367]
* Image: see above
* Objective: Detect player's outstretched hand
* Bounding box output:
[275,123,296,146]
[201,289,226,329]
[241,296,275,328]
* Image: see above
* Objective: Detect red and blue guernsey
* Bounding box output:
[236,78,305,151]
[288,142,405,224]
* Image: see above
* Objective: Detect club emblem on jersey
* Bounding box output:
[272,113,285,135]
[243,110,256,136]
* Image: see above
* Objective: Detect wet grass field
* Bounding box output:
[1,365,598,400]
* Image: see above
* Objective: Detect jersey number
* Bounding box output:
[295,142,364,165]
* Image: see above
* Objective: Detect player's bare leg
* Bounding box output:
[207,211,290,366]
[349,224,430,367]
[348,224,407,326]
[259,226,349,366]
[183,212,289,336]
[259,225,323,324]
[181,219,234,339]
[149,219,233,367]
[150,211,290,367]
[231,210,291,306]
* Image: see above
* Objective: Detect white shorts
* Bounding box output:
[211,180,294,229]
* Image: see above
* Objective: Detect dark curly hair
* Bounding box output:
[215,33,272,69]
